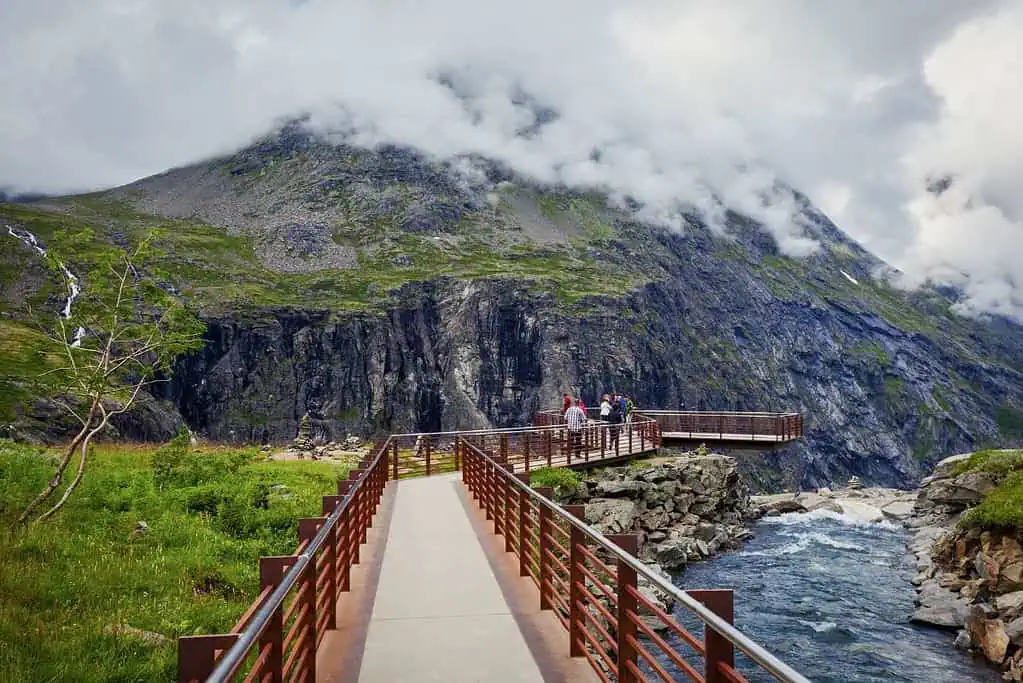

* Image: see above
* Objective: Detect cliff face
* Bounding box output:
[2,125,1023,490]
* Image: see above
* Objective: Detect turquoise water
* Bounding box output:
[661,510,998,682]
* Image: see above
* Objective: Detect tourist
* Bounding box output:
[564,398,586,458]
[625,395,634,424]
[609,397,622,452]
[578,397,587,417]
[562,392,572,415]
[599,394,612,420]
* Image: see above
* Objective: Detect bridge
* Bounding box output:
[637,411,803,447]
[177,413,808,683]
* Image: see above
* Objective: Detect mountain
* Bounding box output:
[2,123,1022,490]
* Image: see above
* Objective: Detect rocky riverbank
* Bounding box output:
[750,484,917,523]
[907,453,1023,681]
[563,454,754,573]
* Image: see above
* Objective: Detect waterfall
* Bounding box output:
[6,225,87,347]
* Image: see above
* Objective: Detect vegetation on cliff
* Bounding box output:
[956,449,1023,529]
[0,438,347,682]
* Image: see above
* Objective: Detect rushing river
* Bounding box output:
[666,510,997,682]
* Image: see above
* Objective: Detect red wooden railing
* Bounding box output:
[178,439,390,683]
[630,411,803,443]
[460,436,809,683]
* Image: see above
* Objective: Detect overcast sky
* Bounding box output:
[1,1,1021,318]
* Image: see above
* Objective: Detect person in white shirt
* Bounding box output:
[564,399,586,458]
[599,395,611,421]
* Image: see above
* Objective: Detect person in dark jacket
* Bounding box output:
[608,398,622,452]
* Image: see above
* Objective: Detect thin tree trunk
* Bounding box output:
[36,415,108,521]
[18,400,98,523]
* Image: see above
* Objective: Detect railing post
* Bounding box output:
[516,472,531,577]
[485,461,495,522]
[336,481,354,586]
[689,589,736,683]
[503,463,515,552]
[298,519,322,681]
[259,557,292,683]
[536,486,554,611]
[177,634,238,683]
[524,434,531,473]
[609,534,639,682]
[545,430,553,467]
[500,433,509,465]
[391,439,399,480]
[424,436,432,477]
[565,505,586,658]
[455,438,462,472]
[601,427,606,459]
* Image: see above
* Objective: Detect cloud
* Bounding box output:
[0,0,1020,317]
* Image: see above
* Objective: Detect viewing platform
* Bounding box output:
[177,412,808,683]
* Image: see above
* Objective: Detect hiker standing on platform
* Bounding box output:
[562,393,572,415]
[599,395,612,421]
[608,397,622,452]
[625,395,634,424]
[565,399,586,458]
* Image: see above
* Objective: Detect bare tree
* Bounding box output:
[18,233,205,522]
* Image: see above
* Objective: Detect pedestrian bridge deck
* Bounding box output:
[178,411,808,683]
[351,474,592,682]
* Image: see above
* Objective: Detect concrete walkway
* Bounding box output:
[357,474,546,683]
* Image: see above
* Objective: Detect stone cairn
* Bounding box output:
[293,413,315,452]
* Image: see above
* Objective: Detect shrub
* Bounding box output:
[954,449,1023,477]
[962,472,1023,529]
[530,467,580,496]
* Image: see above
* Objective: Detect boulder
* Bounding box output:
[953,629,971,651]
[585,499,638,534]
[965,606,1010,664]
[595,480,651,497]
[881,500,915,520]
[1006,616,1023,647]
[997,591,1023,620]
[834,499,884,523]
[922,471,999,509]
[653,539,688,570]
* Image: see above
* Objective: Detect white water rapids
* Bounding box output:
[5,225,86,346]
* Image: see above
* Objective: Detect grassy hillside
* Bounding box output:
[0,439,348,682]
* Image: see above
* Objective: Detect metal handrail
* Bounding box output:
[390,414,659,440]
[635,410,801,417]
[204,438,392,683]
[461,438,810,683]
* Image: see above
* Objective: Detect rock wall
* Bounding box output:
[908,453,1023,680]
[153,260,1023,491]
[562,454,753,574]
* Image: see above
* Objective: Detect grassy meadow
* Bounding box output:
[0,436,349,682]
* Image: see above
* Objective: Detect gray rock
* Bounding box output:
[953,629,971,651]
[911,602,970,629]
[595,480,651,497]
[102,624,172,647]
[585,499,638,534]
[881,500,915,520]
[996,591,1023,619]
[654,540,689,570]
[1006,616,1023,647]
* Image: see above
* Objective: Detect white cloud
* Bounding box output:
[0,0,1020,317]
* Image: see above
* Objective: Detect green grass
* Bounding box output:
[962,472,1023,529]
[850,340,891,367]
[953,449,1023,476]
[0,199,639,317]
[0,438,349,682]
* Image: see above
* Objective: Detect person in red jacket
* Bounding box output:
[562,393,572,415]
